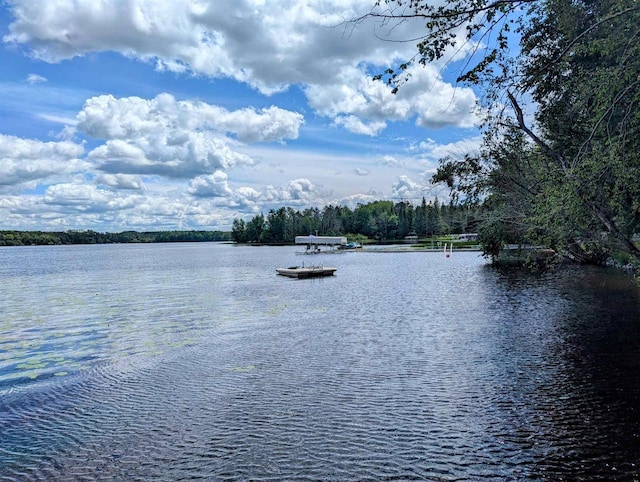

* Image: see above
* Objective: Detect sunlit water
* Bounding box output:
[1,243,639,480]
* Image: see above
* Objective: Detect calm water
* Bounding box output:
[1,243,639,480]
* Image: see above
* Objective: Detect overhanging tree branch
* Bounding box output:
[505,91,567,170]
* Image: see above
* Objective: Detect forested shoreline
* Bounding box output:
[7,183,637,270]
[0,230,231,246]
[231,199,482,244]
[1,198,479,247]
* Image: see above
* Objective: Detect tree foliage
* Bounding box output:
[364,0,535,89]
[231,199,481,244]
[0,230,231,246]
[366,0,640,264]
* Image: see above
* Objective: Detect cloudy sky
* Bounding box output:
[0,0,482,232]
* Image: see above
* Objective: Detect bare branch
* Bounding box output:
[506,91,567,170]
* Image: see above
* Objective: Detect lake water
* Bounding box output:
[1,243,639,480]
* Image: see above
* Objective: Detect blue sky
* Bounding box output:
[0,0,482,232]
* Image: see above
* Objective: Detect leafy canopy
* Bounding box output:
[362,0,640,263]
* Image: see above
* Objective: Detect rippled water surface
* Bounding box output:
[1,243,640,480]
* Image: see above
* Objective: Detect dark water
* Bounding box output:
[1,243,639,480]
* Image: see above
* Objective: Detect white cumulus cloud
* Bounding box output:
[188,171,233,198]
[248,177,320,208]
[0,134,87,192]
[44,183,139,212]
[0,1,486,231]
[391,175,425,200]
[4,0,479,134]
[95,173,145,191]
[77,93,303,178]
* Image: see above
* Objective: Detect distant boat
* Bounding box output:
[276,266,337,279]
[337,241,361,250]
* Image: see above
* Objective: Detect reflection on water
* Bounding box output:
[1,244,639,480]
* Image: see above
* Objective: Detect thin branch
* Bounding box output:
[363,0,534,22]
[506,91,567,170]
[546,5,640,67]
[572,80,640,168]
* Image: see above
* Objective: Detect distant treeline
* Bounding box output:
[2,198,482,247]
[232,198,481,244]
[0,230,231,246]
